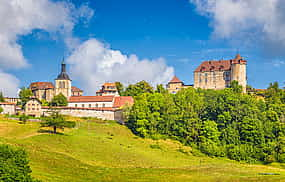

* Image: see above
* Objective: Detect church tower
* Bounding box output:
[55,59,72,98]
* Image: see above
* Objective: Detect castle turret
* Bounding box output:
[230,54,247,93]
[55,58,72,98]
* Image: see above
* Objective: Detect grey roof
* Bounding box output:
[56,61,71,80]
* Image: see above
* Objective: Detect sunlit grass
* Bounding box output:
[0,114,284,181]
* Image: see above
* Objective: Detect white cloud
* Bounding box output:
[190,0,285,55]
[67,39,174,95]
[0,0,94,96]
[0,70,20,97]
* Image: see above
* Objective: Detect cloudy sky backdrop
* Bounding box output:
[1,0,285,96]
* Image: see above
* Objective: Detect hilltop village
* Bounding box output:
[0,54,247,120]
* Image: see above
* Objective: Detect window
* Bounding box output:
[102,104,105,107]
[96,104,98,107]
[75,104,77,107]
[224,71,231,81]
[205,73,208,83]
[89,104,91,108]
[82,104,85,108]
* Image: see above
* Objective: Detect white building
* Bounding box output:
[0,102,16,115]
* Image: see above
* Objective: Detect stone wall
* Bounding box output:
[42,107,119,121]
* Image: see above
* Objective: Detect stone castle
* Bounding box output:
[167,54,247,93]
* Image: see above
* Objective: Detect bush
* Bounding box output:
[0,144,39,182]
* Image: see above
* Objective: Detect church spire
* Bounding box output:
[56,57,71,80]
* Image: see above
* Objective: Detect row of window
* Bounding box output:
[74,103,106,108]
[198,72,231,83]
[27,108,40,111]
[27,103,40,106]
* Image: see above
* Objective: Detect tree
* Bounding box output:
[41,99,49,106]
[41,111,75,133]
[115,82,124,96]
[229,80,242,93]
[19,114,29,124]
[0,92,5,102]
[156,84,167,94]
[19,87,33,106]
[0,144,39,182]
[50,93,68,106]
[124,81,154,96]
[0,107,3,114]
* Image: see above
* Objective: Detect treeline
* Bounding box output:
[123,81,285,163]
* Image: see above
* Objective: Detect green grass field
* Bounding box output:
[0,115,285,182]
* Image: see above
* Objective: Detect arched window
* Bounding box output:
[102,103,105,107]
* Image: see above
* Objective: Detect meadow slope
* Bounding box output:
[0,116,285,182]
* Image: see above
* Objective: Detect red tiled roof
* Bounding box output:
[0,102,16,105]
[71,86,83,92]
[168,76,183,83]
[42,106,116,111]
[113,96,134,108]
[194,54,247,72]
[103,83,116,87]
[69,96,114,103]
[30,82,54,90]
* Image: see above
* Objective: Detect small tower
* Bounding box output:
[230,54,247,93]
[55,58,72,98]
[167,76,184,94]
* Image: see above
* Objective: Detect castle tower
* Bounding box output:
[230,54,247,93]
[55,59,72,98]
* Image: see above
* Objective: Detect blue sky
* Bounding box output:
[1,0,285,96]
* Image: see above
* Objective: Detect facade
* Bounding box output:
[30,60,83,101]
[96,83,119,96]
[194,54,247,93]
[0,102,16,115]
[30,82,54,102]
[167,76,193,94]
[24,97,42,117]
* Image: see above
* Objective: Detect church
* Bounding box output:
[29,60,83,102]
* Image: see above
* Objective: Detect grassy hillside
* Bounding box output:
[0,115,285,182]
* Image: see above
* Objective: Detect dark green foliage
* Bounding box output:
[0,144,39,182]
[41,111,75,133]
[0,107,3,114]
[19,87,33,106]
[50,93,68,106]
[19,114,29,124]
[127,81,285,163]
[124,81,154,96]
[0,92,4,102]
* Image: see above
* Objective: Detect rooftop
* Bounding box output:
[168,76,183,83]
[194,54,247,72]
[30,82,54,90]
[69,96,115,103]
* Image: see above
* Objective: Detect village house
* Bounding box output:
[96,83,119,96]
[194,54,247,93]
[24,97,42,118]
[0,102,16,115]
